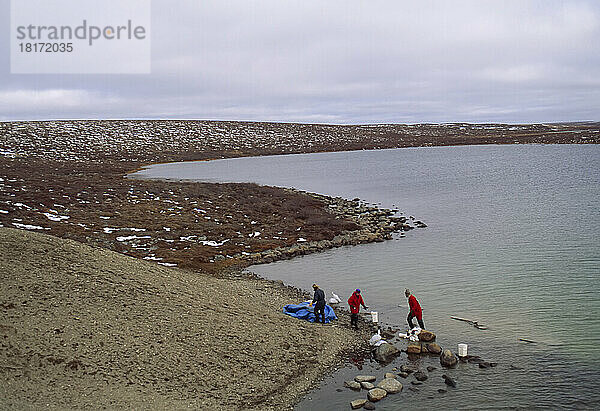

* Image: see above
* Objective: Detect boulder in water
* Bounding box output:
[377,377,403,394]
[350,399,367,409]
[440,349,458,368]
[361,382,375,390]
[344,380,361,391]
[407,342,421,354]
[414,371,428,381]
[426,343,442,354]
[367,387,387,402]
[374,343,400,363]
[442,374,456,387]
[418,330,436,342]
[354,375,377,383]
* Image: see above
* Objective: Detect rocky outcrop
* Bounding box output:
[440,349,458,367]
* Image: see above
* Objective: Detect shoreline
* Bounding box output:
[1,120,599,408]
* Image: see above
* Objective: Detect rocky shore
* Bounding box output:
[234,191,426,265]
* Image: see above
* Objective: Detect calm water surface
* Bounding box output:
[134,145,600,409]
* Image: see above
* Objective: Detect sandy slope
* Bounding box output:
[0,228,368,409]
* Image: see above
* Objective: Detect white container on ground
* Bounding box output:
[458,343,468,357]
[371,311,379,323]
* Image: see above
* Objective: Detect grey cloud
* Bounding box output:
[1,0,599,123]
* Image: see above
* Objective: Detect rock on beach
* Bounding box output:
[440,349,458,367]
[374,343,400,363]
[350,398,367,409]
[377,378,403,394]
[367,388,387,402]
[418,330,436,342]
[361,382,375,390]
[345,381,362,391]
[426,342,442,354]
[363,402,376,410]
[414,371,428,381]
[407,342,421,354]
[354,375,377,383]
[442,374,457,387]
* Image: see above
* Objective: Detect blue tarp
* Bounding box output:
[283,301,338,323]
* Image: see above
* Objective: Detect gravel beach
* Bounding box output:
[0,228,370,409]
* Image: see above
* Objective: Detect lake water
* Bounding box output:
[134,145,600,409]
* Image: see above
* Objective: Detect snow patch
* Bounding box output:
[199,239,229,247]
[13,222,49,230]
[42,212,69,222]
[116,235,151,242]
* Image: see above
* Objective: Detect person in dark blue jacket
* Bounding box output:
[310,283,326,324]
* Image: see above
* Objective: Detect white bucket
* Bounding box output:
[458,343,468,357]
[371,311,379,323]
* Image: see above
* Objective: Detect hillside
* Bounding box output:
[0,228,367,409]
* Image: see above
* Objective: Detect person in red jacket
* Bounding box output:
[348,289,368,330]
[405,288,425,329]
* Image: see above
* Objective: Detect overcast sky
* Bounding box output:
[1,0,599,124]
